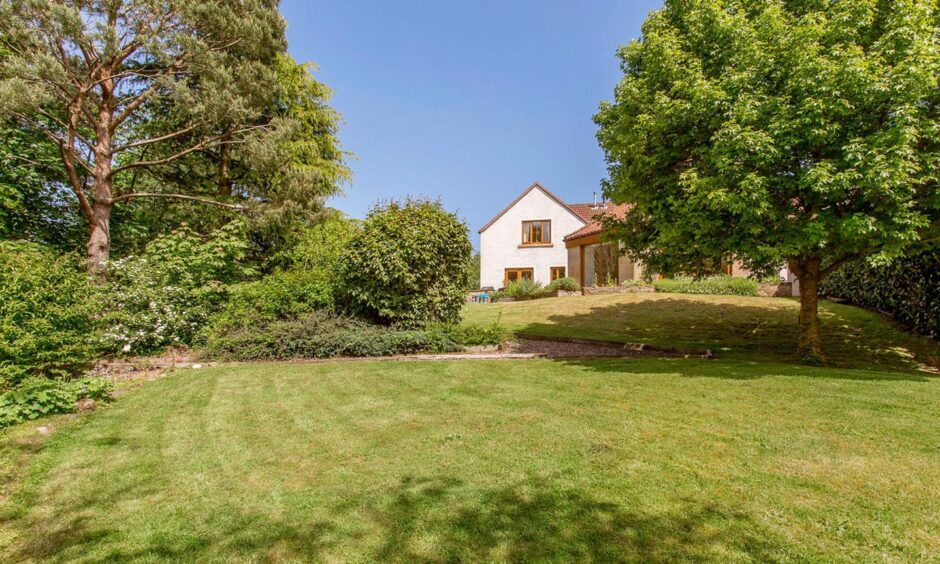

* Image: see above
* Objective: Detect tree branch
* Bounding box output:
[57,143,95,224]
[112,124,198,153]
[109,192,246,210]
[36,109,93,150]
[110,56,187,132]
[110,125,266,175]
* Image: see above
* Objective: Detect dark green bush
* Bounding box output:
[204,269,334,335]
[0,376,113,429]
[340,199,472,328]
[200,310,464,361]
[0,241,97,388]
[204,219,355,335]
[820,248,939,338]
[431,323,507,347]
[653,276,758,296]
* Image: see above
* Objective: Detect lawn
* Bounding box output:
[1,294,939,562]
[463,293,940,371]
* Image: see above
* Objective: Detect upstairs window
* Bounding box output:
[522,220,551,245]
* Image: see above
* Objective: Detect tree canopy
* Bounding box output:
[0,0,348,268]
[596,0,940,359]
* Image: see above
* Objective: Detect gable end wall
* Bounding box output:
[479,188,586,288]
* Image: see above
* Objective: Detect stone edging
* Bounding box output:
[516,333,714,359]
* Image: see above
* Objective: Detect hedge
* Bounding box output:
[653,276,758,297]
[200,310,503,361]
[820,248,938,339]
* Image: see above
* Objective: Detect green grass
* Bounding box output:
[2,293,939,561]
[1,360,938,562]
[463,293,939,371]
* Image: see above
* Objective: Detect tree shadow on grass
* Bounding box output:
[364,475,781,562]
[3,487,338,562]
[6,473,783,562]
[550,357,938,383]
[513,298,939,376]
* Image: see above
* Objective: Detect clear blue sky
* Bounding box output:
[280,1,662,246]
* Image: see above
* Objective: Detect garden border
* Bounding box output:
[516,333,714,359]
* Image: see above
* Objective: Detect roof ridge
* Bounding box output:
[478,182,589,233]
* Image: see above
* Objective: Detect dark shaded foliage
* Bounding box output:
[820,248,939,339]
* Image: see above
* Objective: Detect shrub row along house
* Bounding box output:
[478,182,777,290]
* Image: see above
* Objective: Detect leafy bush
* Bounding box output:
[285,218,356,275]
[0,378,74,427]
[820,248,939,338]
[0,376,113,429]
[340,199,472,328]
[440,323,507,347]
[204,269,334,336]
[653,276,758,296]
[547,277,581,292]
[205,219,354,335]
[0,241,97,388]
[201,310,463,361]
[100,222,254,355]
[503,278,547,300]
[71,376,115,403]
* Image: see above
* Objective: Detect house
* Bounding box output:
[479,181,796,292]
[478,182,643,289]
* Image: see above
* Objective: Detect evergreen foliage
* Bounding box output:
[820,248,939,339]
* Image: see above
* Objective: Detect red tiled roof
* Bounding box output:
[566,203,602,222]
[563,203,632,241]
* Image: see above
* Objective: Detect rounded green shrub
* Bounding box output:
[340,199,472,328]
[0,241,97,388]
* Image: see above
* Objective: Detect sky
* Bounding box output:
[280,0,663,247]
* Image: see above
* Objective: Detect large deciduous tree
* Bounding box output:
[596,0,940,360]
[0,0,327,269]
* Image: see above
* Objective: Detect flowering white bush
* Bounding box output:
[99,223,253,355]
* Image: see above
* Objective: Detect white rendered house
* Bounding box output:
[478,182,634,289]
[479,182,795,292]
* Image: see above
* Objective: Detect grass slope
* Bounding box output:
[2,293,939,561]
[463,293,939,371]
[1,360,938,562]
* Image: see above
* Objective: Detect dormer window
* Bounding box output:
[521,220,551,245]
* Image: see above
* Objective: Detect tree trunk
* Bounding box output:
[790,257,823,361]
[87,199,112,271]
[88,74,116,271]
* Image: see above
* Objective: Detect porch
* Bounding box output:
[565,233,643,288]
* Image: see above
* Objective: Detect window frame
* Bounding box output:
[550,266,566,281]
[504,267,534,286]
[521,220,552,245]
